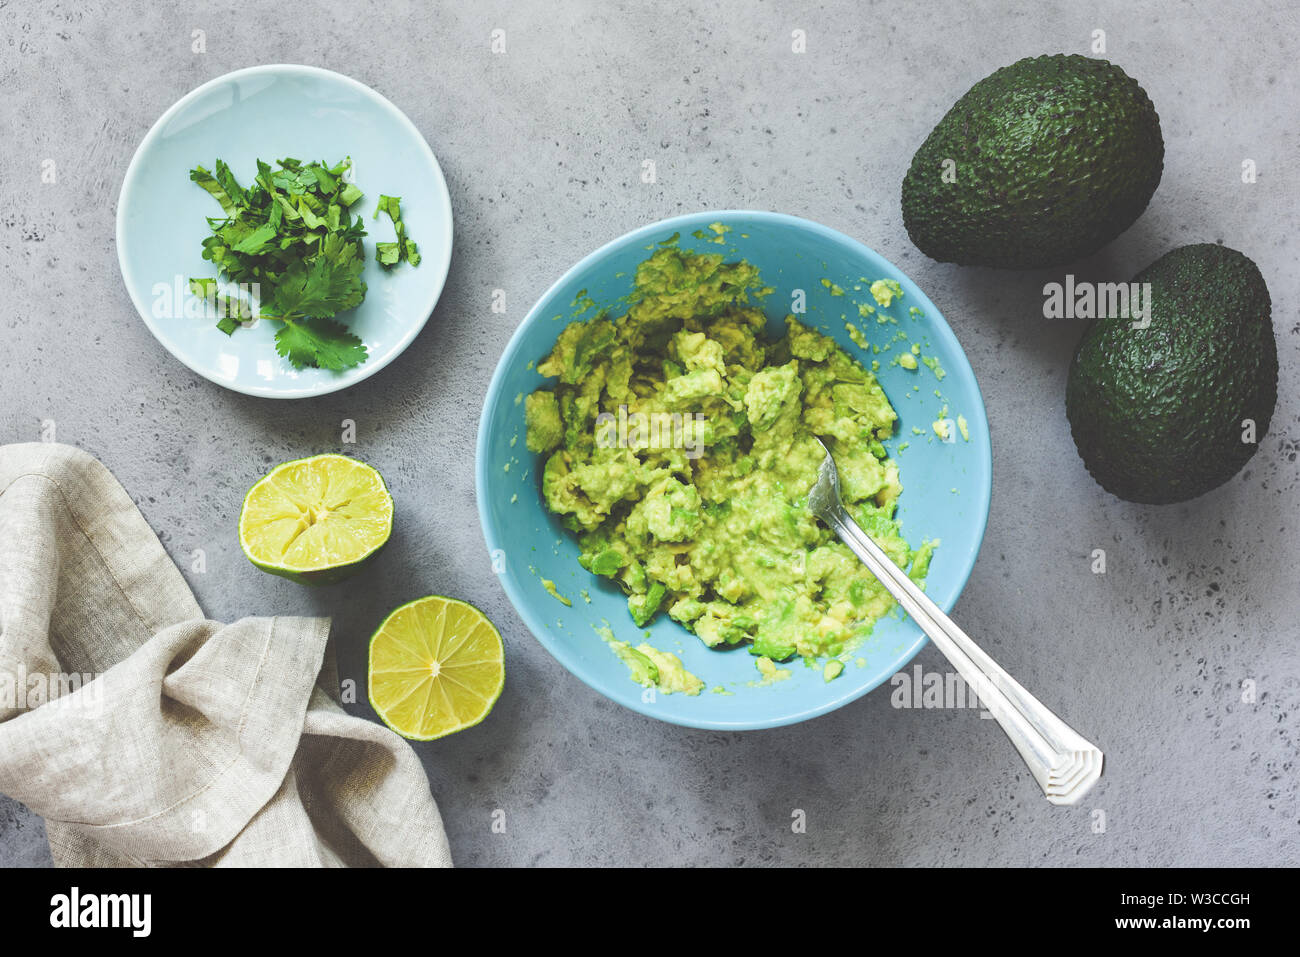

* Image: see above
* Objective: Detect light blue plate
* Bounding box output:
[116,65,453,398]
[477,211,993,730]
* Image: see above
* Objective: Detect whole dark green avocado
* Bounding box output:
[1066,244,1277,504]
[902,54,1164,268]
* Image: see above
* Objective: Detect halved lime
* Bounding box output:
[238,454,393,585]
[368,596,505,740]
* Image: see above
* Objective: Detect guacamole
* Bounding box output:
[526,245,932,669]
[602,629,706,697]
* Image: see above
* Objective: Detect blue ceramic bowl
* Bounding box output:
[477,211,991,730]
[117,65,453,398]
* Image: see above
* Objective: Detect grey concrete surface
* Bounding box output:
[1,0,1297,867]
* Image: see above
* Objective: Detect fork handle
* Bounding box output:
[821,502,1103,806]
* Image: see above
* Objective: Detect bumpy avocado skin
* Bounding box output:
[1065,244,1277,504]
[902,54,1164,268]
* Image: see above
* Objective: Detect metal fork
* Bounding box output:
[808,440,1103,805]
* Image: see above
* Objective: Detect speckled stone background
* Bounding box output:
[2,0,1297,867]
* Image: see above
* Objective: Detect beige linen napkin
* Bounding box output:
[0,442,452,867]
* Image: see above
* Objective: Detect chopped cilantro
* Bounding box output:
[189,155,418,371]
[373,194,421,268]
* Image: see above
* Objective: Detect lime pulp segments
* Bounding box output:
[368,596,505,740]
[239,454,394,585]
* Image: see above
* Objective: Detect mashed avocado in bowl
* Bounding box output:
[477,212,991,730]
[525,245,935,674]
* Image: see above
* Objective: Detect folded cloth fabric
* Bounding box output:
[0,442,452,867]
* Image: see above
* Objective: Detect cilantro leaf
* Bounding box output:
[260,234,366,321]
[189,166,238,216]
[232,223,277,255]
[274,317,368,371]
[188,277,218,298]
[338,182,363,207]
[374,195,402,222]
[372,194,420,269]
[375,242,401,267]
[213,160,247,208]
[311,165,336,194]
